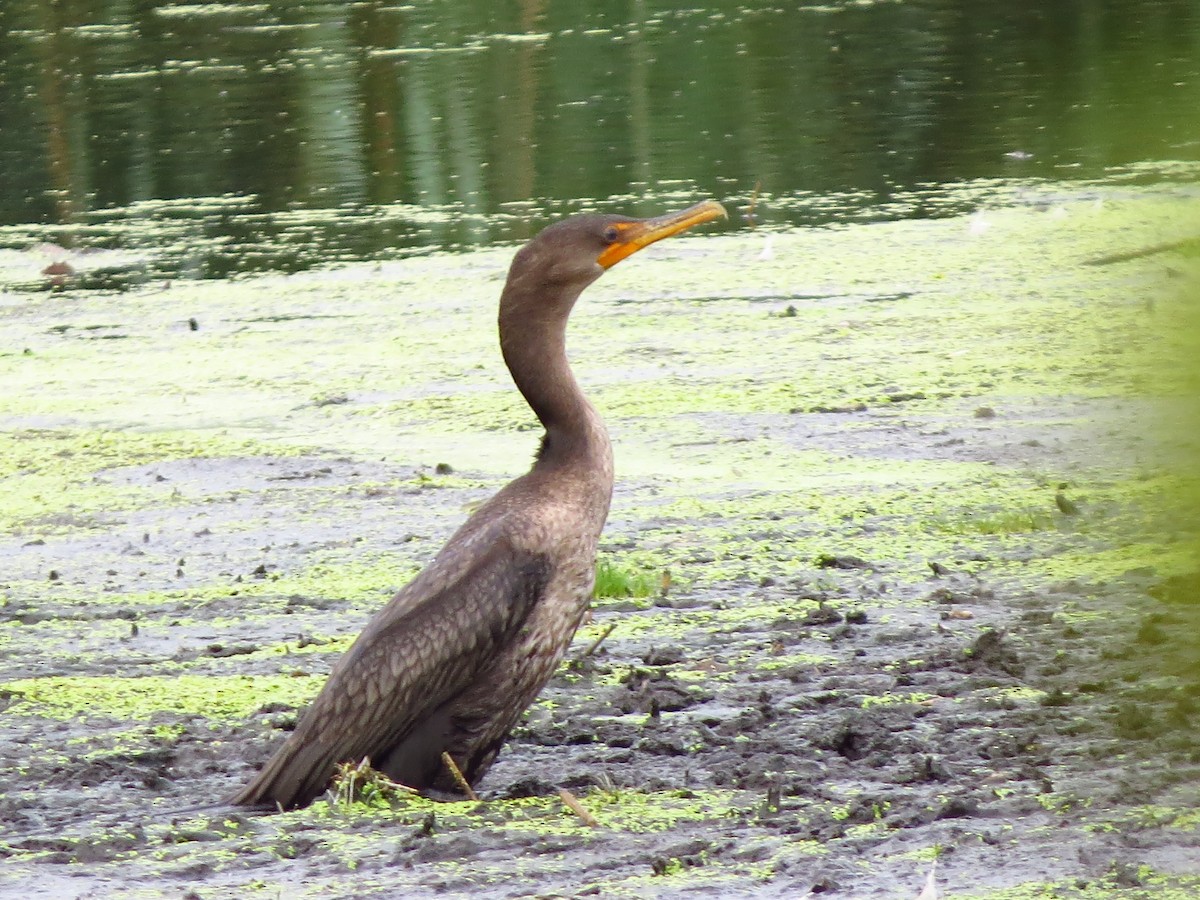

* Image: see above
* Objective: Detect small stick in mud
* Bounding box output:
[559,789,600,827]
[441,752,479,801]
[578,621,618,660]
[745,180,762,229]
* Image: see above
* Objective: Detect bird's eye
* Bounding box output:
[602,225,619,243]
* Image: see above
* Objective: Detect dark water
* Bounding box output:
[1,0,1198,286]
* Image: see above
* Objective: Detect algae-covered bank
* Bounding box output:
[2,178,1200,899]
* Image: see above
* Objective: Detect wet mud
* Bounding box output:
[2,186,1199,898]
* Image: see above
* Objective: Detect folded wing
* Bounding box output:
[230,531,551,809]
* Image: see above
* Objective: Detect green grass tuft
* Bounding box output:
[927,508,1058,535]
[594,558,661,599]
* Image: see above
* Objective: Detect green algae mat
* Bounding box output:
[2,179,1199,898]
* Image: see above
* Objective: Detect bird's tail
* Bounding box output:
[227,734,338,810]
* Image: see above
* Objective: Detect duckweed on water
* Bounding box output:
[859,691,937,709]
[0,673,321,721]
[0,429,302,534]
[226,552,422,606]
[953,873,1200,900]
[1123,805,1200,832]
[597,600,806,641]
[314,786,740,835]
[755,651,838,672]
[927,508,1059,536]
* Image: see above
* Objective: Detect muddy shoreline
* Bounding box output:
[2,186,1198,898]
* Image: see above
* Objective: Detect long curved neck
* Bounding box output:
[498,282,610,471]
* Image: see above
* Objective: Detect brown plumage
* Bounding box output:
[230,200,726,810]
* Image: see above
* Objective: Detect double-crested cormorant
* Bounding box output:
[231,200,726,810]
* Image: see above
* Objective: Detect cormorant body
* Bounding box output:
[231,200,725,809]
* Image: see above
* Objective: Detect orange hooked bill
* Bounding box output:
[596,199,727,269]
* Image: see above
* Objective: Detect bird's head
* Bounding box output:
[501,200,727,317]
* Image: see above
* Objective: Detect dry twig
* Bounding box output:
[441,751,479,801]
[578,621,618,659]
[559,789,599,827]
[659,569,672,598]
[746,180,762,229]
